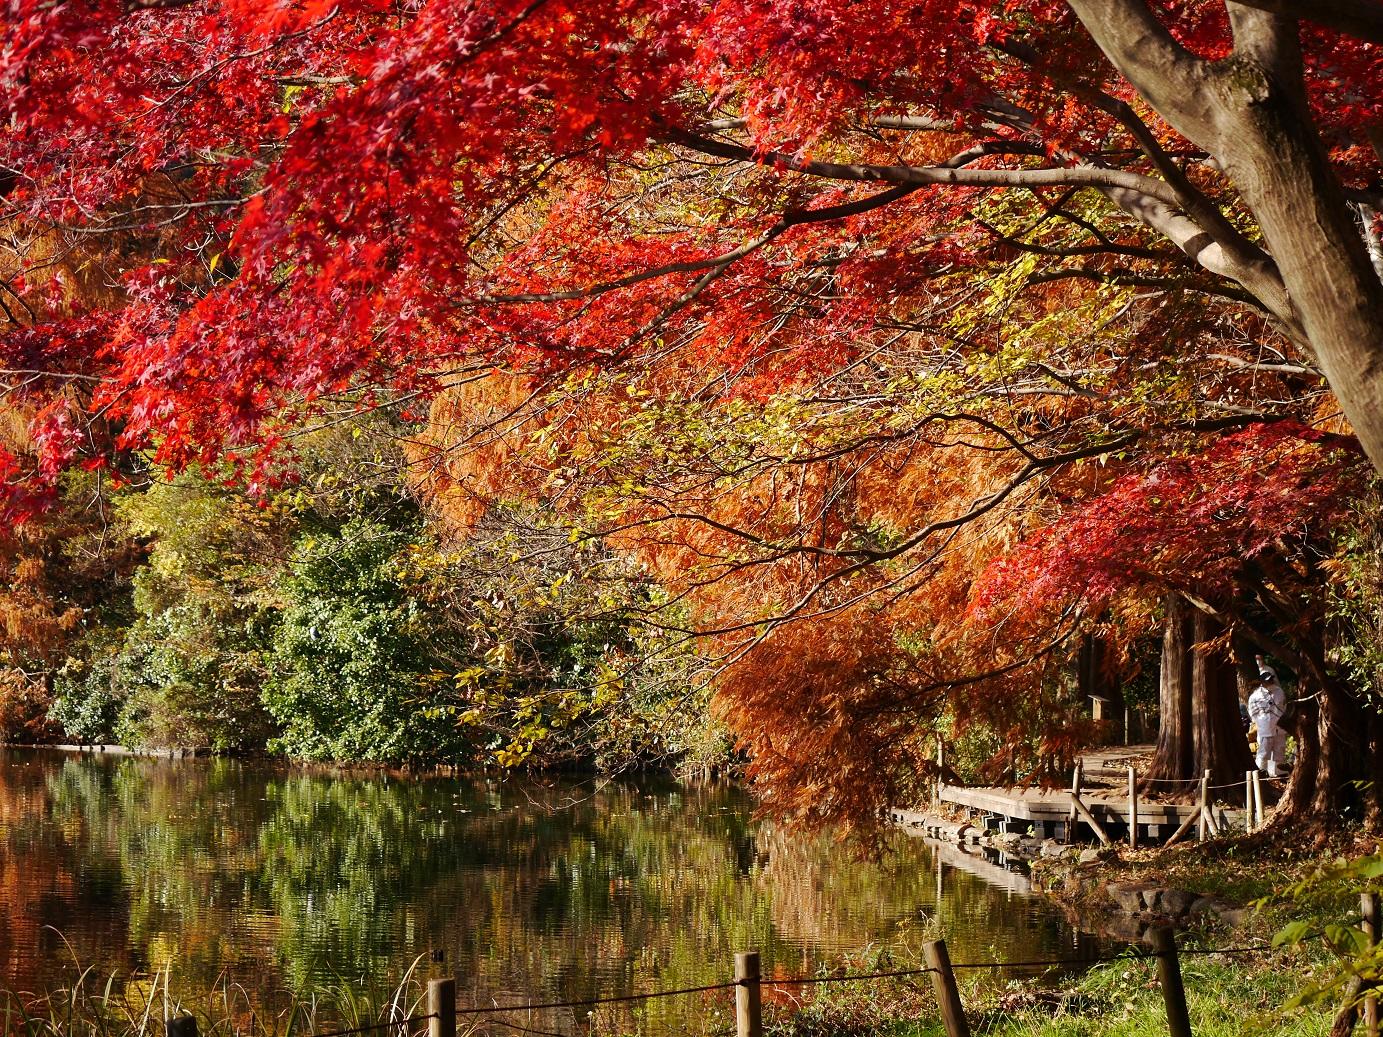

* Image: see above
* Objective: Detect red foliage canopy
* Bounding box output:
[3,0,1382,516]
[973,422,1371,621]
[5,0,1383,829]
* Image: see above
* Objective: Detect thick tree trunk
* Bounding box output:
[1273,671,1381,834]
[1067,1,1383,475]
[1215,9,1383,474]
[1146,600,1255,791]
[1310,680,1373,818]
[1191,612,1255,786]
[1146,597,1194,784]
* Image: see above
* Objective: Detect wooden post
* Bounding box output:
[1071,792,1113,845]
[1067,759,1083,843]
[1150,928,1193,1037]
[1364,893,1380,1037]
[1165,804,1200,847]
[166,1018,198,1037]
[923,940,970,1037]
[936,741,945,803]
[1244,770,1255,832]
[428,978,456,1037]
[735,951,762,1037]
[1128,765,1138,850]
[1196,770,1210,841]
[1252,769,1264,830]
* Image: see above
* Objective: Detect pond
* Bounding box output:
[0,749,1112,1034]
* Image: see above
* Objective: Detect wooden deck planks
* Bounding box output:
[938,784,1238,827]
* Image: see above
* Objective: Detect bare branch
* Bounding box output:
[668,127,1190,208]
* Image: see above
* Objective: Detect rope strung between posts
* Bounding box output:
[452,981,742,1015]
[763,966,938,985]
[311,1013,437,1037]
[482,1017,569,1037]
[439,939,1292,1020]
[1137,773,1287,789]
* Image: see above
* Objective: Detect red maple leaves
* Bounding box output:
[1,0,1379,513]
[973,422,1371,622]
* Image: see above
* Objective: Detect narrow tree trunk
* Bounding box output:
[1367,709,1383,833]
[1078,633,1125,744]
[1277,693,1316,822]
[1231,630,1260,706]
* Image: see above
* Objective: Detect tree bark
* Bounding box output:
[1078,633,1125,743]
[1311,679,1374,817]
[1216,7,1383,471]
[1190,611,1255,787]
[1146,596,1194,785]
[1268,652,1380,833]
[1066,0,1383,475]
[1146,599,1255,791]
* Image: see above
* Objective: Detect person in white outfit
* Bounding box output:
[1247,662,1288,777]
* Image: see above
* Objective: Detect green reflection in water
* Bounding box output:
[0,750,1109,1034]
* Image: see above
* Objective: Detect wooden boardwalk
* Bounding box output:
[936,784,1239,840]
[927,746,1250,843]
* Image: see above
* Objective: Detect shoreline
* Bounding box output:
[892,805,1253,942]
[0,742,716,784]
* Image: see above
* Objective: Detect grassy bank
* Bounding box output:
[0,960,434,1037]
[762,939,1336,1037]
[762,836,1373,1037]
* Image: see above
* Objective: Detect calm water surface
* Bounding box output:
[0,750,1110,1033]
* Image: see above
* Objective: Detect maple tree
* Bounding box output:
[974,422,1378,821]
[4,0,1383,831]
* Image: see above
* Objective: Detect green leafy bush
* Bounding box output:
[262,517,472,763]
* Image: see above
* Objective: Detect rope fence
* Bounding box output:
[157,934,1311,1037]
[452,981,743,1016]
[1139,773,1288,789]
[258,935,1301,1037]
[307,1015,438,1037]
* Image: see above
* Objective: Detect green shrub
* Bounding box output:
[262,518,472,763]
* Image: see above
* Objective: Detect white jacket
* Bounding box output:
[1248,683,1286,737]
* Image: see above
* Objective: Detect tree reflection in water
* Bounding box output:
[0,750,1107,1034]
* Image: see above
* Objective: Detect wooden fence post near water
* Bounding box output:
[428,977,456,1037]
[1067,760,1083,844]
[735,951,762,1037]
[923,940,970,1037]
[1195,770,1218,840]
[936,742,945,803]
[1068,760,1112,845]
[1127,765,1138,850]
[1363,892,1380,1037]
[1149,928,1193,1037]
